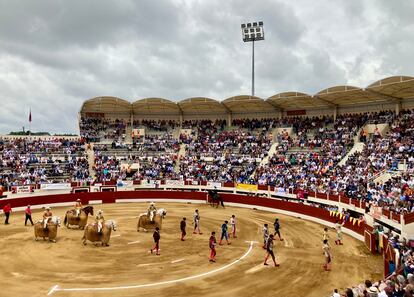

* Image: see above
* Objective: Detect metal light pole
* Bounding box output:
[241,21,264,96]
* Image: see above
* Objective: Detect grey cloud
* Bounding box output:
[0,0,413,134]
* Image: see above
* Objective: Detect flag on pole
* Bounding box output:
[29,109,32,122]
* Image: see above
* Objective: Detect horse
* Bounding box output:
[82,220,117,247]
[137,208,167,232]
[34,216,61,243]
[208,190,225,208]
[64,206,94,229]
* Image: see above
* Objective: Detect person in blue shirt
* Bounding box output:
[219,220,231,245]
[273,218,284,241]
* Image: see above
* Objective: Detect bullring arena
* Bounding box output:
[0,195,382,297]
[1,75,414,297]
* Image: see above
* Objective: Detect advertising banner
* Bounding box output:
[12,185,34,194]
[140,180,156,188]
[165,180,185,187]
[40,183,71,191]
[275,187,286,194]
[207,182,222,188]
[236,183,258,191]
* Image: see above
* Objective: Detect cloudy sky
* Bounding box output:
[0,0,413,134]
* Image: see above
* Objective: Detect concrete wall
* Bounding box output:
[364,123,389,135]
[338,103,395,114]
[0,135,81,141]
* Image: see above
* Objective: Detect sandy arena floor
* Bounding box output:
[0,202,383,297]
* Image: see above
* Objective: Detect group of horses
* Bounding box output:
[33,206,167,247]
[32,192,222,246]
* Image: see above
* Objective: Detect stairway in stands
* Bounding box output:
[86,144,96,178]
[337,141,365,166]
[249,142,279,179]
[174,144,187,172]
[125,125,133,143]
[259,142,279,167]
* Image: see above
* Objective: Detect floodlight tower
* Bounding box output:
[241,21,264,96]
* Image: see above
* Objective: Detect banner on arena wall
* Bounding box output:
[275,187,286,194]
[116,180,133,188]
[236,183,258,191]
[189,180,199,186]
[40,183,71,191]
[207,182,222,188]
[165,180,185,187]
[124,180,134,188]
[296,189,305,199]
[371,206,383,219]
[140,180,156,188]
[12,185,34,194]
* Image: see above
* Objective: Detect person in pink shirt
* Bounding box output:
[25,205,34,226]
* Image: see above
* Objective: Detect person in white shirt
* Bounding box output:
[193,209,202,234]
[323,239,333,271]
[230,215,237,238]
[335,221,344,245]
[262,223,269,249]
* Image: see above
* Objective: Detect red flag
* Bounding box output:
[29,109,32,122]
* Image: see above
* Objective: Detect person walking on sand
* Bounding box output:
[151,227,161,255]
[209,231,217,262]
[264,234,280,267]
[180,217,187,241]
[3,203,11,225]
[25,205,34,226]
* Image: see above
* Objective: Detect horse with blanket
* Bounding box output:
[208,189,224,208]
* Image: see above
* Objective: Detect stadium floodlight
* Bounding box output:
[241,21,264,96]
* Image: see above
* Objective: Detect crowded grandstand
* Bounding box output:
[1,76,414,296]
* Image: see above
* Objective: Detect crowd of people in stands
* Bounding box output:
[336,273,414,296]
[0,138,88,188]
[2,110,413,297]
[179,129,271,183]
[93,134,180,182]
[2,110,413,218]
[134,119,179,132]
[250,110,414,218]
[79,116,128,142]
[334,225,414,296]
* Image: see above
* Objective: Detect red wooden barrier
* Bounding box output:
[102,180,116,186]
[316,192,328,200]
[392,213,401,223]
[382,209,391,219]
[351,199,360,207]
[0,190,365,236]
[404,212,414,224]
[361,201,366,210]
[328,194,339,202]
